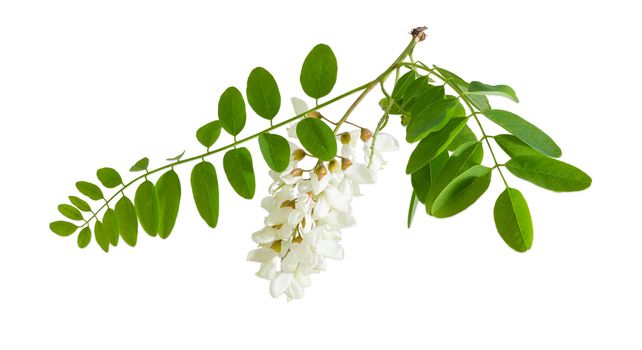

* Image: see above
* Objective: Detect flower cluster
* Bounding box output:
[247,98,399,300]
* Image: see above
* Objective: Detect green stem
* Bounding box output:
[332,37,418,133]
[83,34,424,226]
[82,81,373,226]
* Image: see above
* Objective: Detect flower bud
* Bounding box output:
[340,132,351,145]
[314,164,328,180]
[307,111,322,119]
[290,168,303,177]
[360,128,373,142]
[328,159,339,172]
[293,149,306,161]
[341,157,353,170]
[280,199,296,209]
[401,114,410,126]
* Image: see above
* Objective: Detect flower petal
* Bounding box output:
[270,272,292,298]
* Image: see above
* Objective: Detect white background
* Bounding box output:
[1,0,640,349]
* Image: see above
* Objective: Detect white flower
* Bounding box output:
[364,132,399,170]
[247,116,399,300]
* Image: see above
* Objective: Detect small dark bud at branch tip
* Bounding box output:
[411,26,428,42]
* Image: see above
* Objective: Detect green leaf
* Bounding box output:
[296,118,337,161]
[75,181,103,200]
[246,67,281,120]
[77,226,91,248]
[166,150,185,161]
[300,44,338,99]
[96,167,123,188]
[258,133,290,172]
[406,97,457,143]
[191,161,220,228]
[115,196,138,247]
[448,124,478,152]
[218,87,246,136]
[494,134,543,158]
[223,147,256,199]
[69,196,91,212]
[392,71,417,101]
[411,150,448,204]
[408,85,446,117]
[434,67,491,111]
[407,192,419,228]
[425,141,484,214]
[468,81,519,103]
[130,157,149,172]
[156,169,181,239]
[196,121,222,148]
[505,156,592,192]
[432,165,492,218]
[49,221,77,236]
[134,180,159,236]
[378,97,403,115]
[102,208,119,247]
[58,204,83,221]
[94,220,109,253]
[483,109,562,157]
[494,188,533,252]
[398,79,444,119]
[406,117,468,174]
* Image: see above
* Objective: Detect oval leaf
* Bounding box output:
[505,155,592,192]
[247,67,281,120]
[411,150,448,204]
[196,121,222,148]
[296,118,337,161]
[77,226,91,248]
[392,71,418,101]
[432,165,492,218]
[96,167,123,188]
[130,157,149,172]
[94,220,109,253]
[494,188,533,252]
[115,196,138,247]
[156,169,181,239]
[134,180,159,236]
[468,81,519,103]
[406,97,457,143]
[102,208,119,246]
[223,147,256,199]
[406,117,469,174]
[482,109,562,157]
[218,86,246,136]
[69,196,91,212]
[300,44,338,99]
[494,134,543,158]
[258,133,290,172]
[58,204,83,221]
[448,124,478,152]
[49,221,77,236]
[76,181,103,200]
[425,141,485,214]
[191,161,219,228]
